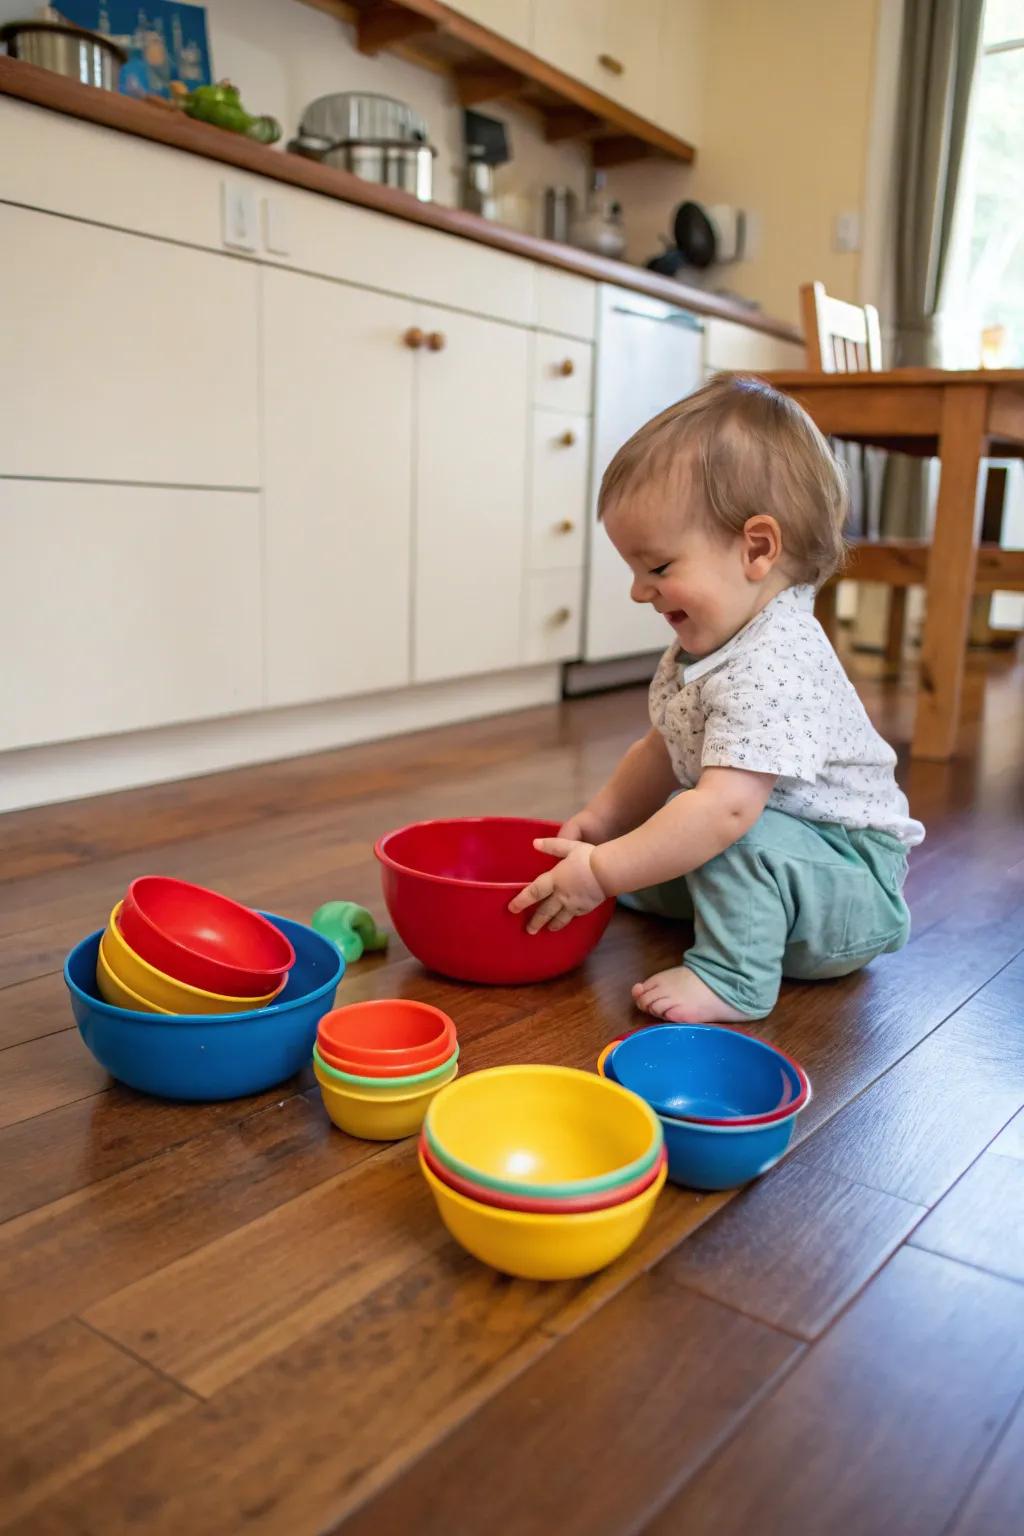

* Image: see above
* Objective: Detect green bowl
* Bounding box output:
[312,1039,459,1089]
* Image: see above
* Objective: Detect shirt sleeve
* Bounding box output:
[699,650,831,782]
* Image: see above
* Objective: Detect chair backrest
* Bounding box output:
[800,280,882,373]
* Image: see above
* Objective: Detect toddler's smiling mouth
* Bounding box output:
[663,609,687,627]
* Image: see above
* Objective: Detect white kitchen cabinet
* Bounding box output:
[414,308,530,683]
[262,270,415,708]
[0,203,259,487]
[528,411,589,570]
[533,333,594,415]
[656,0,707,145]
[704,317,806,375]
[522,570,584,664]
[0,481,263,750]
[453,0,532,49]
[532,0,660,117]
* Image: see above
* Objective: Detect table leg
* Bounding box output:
[884,588,908,674]
[912,386,988,760]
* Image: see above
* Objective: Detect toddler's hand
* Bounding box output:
[508,837,608,934]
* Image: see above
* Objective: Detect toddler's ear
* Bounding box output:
[742,514,783,579]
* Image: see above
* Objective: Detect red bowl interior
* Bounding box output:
[316,1035,457,1077]
[317,999,454,1063]
[120,877,295,996]
[375,818,615,985]
[419,1135,667,1214]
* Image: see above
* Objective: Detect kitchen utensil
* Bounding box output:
[543,186,577,244]
[119,877,295,997]
[312,1040,459,1091]
[300,92,428,146]
[673,200,717,268]
[317,998,455,1065]
[317,1068,456,1140]
[603,1026,811,1126]
[323,141,436,201]
[420,1134,668,1215]
[424,1064,663,1198]
[65,916,345,1101]
[570,172,625,259]
[375,817,614,984]
[103,902,284,1016]
[657,1107,798,1190]
[0,18,126,90]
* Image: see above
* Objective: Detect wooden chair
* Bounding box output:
[800,281,910,667]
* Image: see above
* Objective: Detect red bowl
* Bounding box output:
[119,877,296,997]
[317,999,455,1066]
[418,1134,668,1214]
[375,817,615,985]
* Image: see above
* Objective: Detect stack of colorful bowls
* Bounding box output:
[312,999,459,1141]
[598,1025,811,1190]
[419,1065,667,1280]
[65,904,345,1102]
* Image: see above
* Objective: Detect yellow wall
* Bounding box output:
[608,0,881,326]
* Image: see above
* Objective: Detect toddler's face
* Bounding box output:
[604,486,765,658]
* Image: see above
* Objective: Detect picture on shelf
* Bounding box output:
[55,2,212,99]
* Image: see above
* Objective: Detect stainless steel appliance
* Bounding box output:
[0,17,126,89]
[461,110,508,220]
[292,92,437,202]
[543,186,577,244]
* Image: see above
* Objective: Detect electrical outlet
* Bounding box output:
[221,180,259,252]
[833,210,862,254]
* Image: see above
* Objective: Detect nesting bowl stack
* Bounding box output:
[312,999,459,1140]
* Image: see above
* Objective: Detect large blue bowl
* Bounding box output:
[660,1111,797,1190]
[605,1025,809,1124]
[64,913,344,1101]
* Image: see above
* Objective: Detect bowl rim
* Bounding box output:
[423,1063,664,1197]
[419,1148,668,1229]
[64,914,344,1025]
[603,1025,811,1126]
[317,997,455,1061]
[124,875,297,980]
[106,903,285,1008]
[375,816,571,893]
[312,1039,459,1089]
[419,1133,668,1213]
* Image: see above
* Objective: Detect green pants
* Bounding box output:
[623,809,910,1018]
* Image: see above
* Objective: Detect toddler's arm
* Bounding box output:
[560,729,679,842]
[591,767,776,895]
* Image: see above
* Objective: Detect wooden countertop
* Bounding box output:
[0,56,802,345]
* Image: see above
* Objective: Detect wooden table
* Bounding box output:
[759,368,1024,760]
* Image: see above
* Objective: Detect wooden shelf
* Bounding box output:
[299,0,697,167]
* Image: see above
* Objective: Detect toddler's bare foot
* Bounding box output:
[631,966,751,1025]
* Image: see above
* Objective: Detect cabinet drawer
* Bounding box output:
[0,204,260,486]
[0,481,263,750]
[536,268,597,342]
[522,569,583,665]
[704,318,805,374]
[529,411,589,570]
[533,334,593,414]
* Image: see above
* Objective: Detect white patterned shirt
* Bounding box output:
[648,584,925,848]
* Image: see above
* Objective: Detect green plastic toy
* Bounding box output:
[311,901,390,964]
[175,80,281,144]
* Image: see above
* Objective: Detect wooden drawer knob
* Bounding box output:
[598,53,624,75]
[552,606,573,625]
[556,519,576,535]
[558,358,575,377]
[427,331,446,351]
[558,429,577,447]
[403,327,424,349]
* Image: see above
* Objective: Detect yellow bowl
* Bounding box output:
[420,1152,668,1279]
[96,936,173,1014]
[424,1064,663,1197]
[102,902,283,1015]
[312,1051,459,1102]
[317,1069,458,1141]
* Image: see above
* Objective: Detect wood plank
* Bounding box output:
[0,971,73,1052]
[641,1247,1024,1536]
[336,1272,799,1536]
[0,1093,377,1348]
[945,1395,1024,1536]
[0,1081,299,1224]
[83,1142,449,1396]
[0,1029,108,1130]
[11,1250,580,1536]
[795,978,1024,1206]
[909,1152,1024,1284]
[660,1160,923,1339]
[0,1319,191,1530]
[991,1109,1024,1161]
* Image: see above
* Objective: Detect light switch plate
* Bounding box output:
[263,197,289,256]
[221,180,259,252]
[833,210,862,254]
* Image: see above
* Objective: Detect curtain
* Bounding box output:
[880,0,985,537]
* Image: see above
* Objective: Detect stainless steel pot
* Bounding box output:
[301,93,428,147]
[0,19,126,90]
[324,140,436,202]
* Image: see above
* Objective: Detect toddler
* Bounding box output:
[510,374,924,1023]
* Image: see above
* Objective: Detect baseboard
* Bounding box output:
[0,666,562,814]
[563,653,661,695]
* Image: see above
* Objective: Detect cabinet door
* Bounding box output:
[533,0,659,114]
[413,309,530,683]
[262,269,415,708]
[656,0,706,144]
[454,0,532,49]
[0,203,259,487]
[0,481,262,750]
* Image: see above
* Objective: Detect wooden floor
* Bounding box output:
[3,642,1024,1536]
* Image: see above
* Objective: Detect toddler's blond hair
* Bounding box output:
[598,373,847,587]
